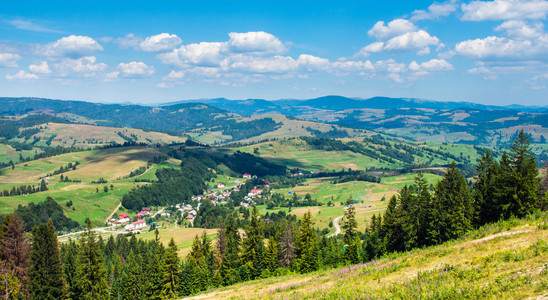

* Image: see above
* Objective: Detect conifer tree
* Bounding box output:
[278,226,295,268]
[509,129,539,217]
[0,213,30,299]
[474,150,500,225]
[342,204,358,245]
[161,238,179,299]
[241,206,265,279]
[29,218,66,299]
[75,219,108,300]
[433,162,473,243]
[264,236,278,273]
[123,250,143,300]
[220,214,240,286]
[296,211,318,273]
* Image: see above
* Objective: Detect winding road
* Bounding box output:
[328,208,387,238]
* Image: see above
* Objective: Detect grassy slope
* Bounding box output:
[23,122,186,148]
[234,138,485,172]
[187,215,548,299]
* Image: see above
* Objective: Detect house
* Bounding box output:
[160,212,171,218]
[243,173,251,179]
[248,189,263,197]
[124,219,147,231]
[189,210,197,217]
[117,213,130,224]
[141,207,151,212]
[136,213,143,219]
[186,214,194,220]
[183,204,193,211]
[217,182,226,188]
[234,179,240,184]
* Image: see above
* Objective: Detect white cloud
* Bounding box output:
[462,0,548,21]
[37,35,103,58]
[118,61,155,77]
[224,31,287,55]
[359,20,441,56]
[455,36,537,58]
[409,58,453,75]
[139,33,182,52]
[114,34,143,49]
[332,60,375,73]
[221,55,297,73]
[467,61,530,79]
[495,20,544,39]
[296,54,330,71]
[383,30,440,52]
[158,42,223,67]
[368,19,417,40]
[6,70,39,80]
[29,61,51,74]
[166,70,185,79]
[0,53,21,68]
[7,19,62,33]
[104,71,120,81]
[54,56,108,77]
[411,0,458,21]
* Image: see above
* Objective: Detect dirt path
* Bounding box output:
[105,202,122,223]
[328,208,386,238]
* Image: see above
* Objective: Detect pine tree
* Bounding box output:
[264,236,278,273]
[75,219,108,300]
[161,238,179,299]
[342,205,358,245]
[474,150,500,225]
[433,162,473,243]
[278,226,295,268]
[509,129,539,217]
[220,214,240,286]
[0,213,30,299]
[29,218,66,299]
[123,250,143,300]
[60,239,79,299]
[241,206,265,279]
[296,211,318,273]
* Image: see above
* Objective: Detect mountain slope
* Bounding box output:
[188,216,548,299]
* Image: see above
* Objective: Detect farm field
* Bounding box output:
[0,146,177,226]
[20,123,186,148]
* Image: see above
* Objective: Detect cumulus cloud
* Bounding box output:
[139,33,182,52]
[118,61,155,77]
[368,19,417,40]
[0,53,21,68]
[359,19,441,56]
[53,56,108,77]
[411,0,458,21]
[221,55,297,73]
[409,58,453,75]
[114,34,143,49]
[6,70,39,80]
[224,31,287,55]
[29,61,51,74]
[495,20,545,39]
[37,35,103,58]
[462,0,548,21]
[455,36,538,58]
[158,42,223,68]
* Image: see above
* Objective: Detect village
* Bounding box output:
[108,173,268,232]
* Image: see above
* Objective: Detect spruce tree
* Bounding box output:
[278,226,295,268]
[241,206,265,279]
[161,238,179,299]
[433,162,473,243]
[123,250,143,300]
[75,219,108,300]
[296,211,318,273]
[342,205,358,245]
[0,213,30,299]
[509,129,539,217]
[474,150,500,225]
[29,218,66,299]
[220,214,240,286]
[264,236,279,273]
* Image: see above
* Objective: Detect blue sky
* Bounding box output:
[1,0,547,105]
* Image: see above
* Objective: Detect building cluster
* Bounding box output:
[109,207,153,231]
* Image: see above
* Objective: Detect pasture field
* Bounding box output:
[0,146,170,225]
[21,123,186,148]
